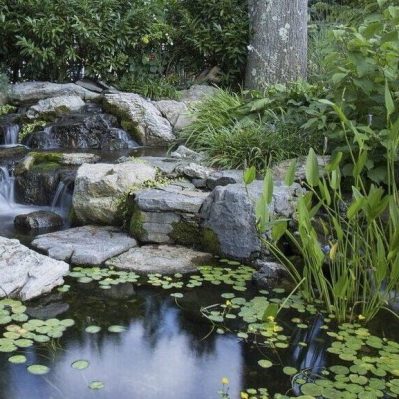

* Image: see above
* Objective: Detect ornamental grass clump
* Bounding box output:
[253,84,399,322]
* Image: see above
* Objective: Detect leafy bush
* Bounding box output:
[0,0,248,86]
[0,0,169,82]
[116,74,180,100]
[165,0,249,85]
[255,89,399,322]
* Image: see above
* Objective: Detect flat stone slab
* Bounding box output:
[31,225,137,265]
[0,236,69,300]
[135,186,209,214]
[105,245,213,274]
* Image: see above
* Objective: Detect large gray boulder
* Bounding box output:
[103,92,175,145]
[31,225,137,265]
[26,95,85,119]
[135,185,209,214]
[9,81,101,104]
[106,245,212,274]
[72,161,156,225]
[178,85,218,105]
[153,100,191,131]
[130,183,209,245]
[200,181,305,261]
[0,236,69,300]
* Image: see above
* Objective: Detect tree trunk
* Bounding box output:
[245,0,308,89]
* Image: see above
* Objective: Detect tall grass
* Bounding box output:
[181,89,316,170]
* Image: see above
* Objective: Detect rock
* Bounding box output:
[178,84,218,105]
[0,92,7,106]
[103,92,174,145]
[252,260,288,288]
[31,225,137,265]
[0,145,28,167]
[14,210,64,231]
[26,95,85,119]
[14,154,76,205]
[0,236,69,300]
[170,145,204,162]
[153,100,193,132]
[59,153,100,166]
[72,161,156,224]
[105,245,212,275]
[135,185,209,214]
[26,113,138,150]
[15,162,67,205]
[131,183,207,245]
[272,155,330,182]
[200,181,305,261]
[175,162,214,180]
[75,79,108,93]
[139,156,182,176]
[9,81,101,104]
[206,170,244,190]
[154,100,188,126]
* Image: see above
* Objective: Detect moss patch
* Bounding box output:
[31,152,63,164]
[170,220,201,247]
[30,162,61,173]
[201,227,221,255]
[129,206,145,240]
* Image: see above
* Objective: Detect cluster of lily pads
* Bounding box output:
[68,266,140,289]
[66,264,255,299]
[0,298,75,354]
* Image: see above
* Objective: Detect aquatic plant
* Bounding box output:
[254,86,399,322]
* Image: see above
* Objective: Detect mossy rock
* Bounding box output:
[129,207,145,240]
[170,220,201,247]
[31,152,62,165]
[30,162,61,173]
[201,227,221,256]
[102,100,143,144]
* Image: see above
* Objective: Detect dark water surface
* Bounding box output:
[1,271,399,399]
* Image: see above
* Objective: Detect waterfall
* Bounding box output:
[51,180,73,217]
[3,124,20,145]
[0,166,15,210]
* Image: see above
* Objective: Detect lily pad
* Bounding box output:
[27,364,50,375]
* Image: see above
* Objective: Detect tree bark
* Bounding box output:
[245,0,308,89]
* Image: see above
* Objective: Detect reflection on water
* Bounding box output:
[1,276,397,398]
[0,284,246,399]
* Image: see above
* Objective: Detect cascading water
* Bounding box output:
[3,124,20,145]
[51,180,73,217]
[0,166,15,210]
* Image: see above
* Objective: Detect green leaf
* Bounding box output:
[271,220,287,242]
[284,159,297,186]
[243,166,256,185]
[71,360,89,370]
[305,148,320,187]
[263,169,273,204]
[385,80,395,118]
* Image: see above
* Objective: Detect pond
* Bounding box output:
[1,263,399,399]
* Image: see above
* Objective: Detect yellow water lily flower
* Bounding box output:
[221,377,229,385]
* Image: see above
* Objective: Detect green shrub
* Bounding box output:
[116,74,180,100]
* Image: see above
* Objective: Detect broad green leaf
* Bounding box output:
[284,159,297,186]
[385,80,395,118]
[305,148,320,187]
[243,166,256,185]
[263,169,273,204]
